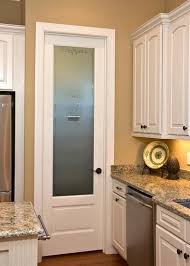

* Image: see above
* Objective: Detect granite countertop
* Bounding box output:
[0,201,43,240]
[112,165,190,221]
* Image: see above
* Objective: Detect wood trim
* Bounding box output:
[34,22,115,257]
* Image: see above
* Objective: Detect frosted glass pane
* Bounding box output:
[53,46,94,196]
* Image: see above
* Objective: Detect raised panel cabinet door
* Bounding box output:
[0,33,13,90]
[167,15,189,136]
[112,193,126,260]
[156,225,185,266]
[133,35,146,133]
[185,244,190,265]
[145,26,162,134]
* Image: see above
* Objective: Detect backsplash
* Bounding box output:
[111,163,190,180]
[166,140,190,171]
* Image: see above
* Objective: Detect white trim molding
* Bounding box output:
[34,22,115,255]
[0,24,25,202]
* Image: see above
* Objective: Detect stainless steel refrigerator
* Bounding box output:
[0,93,14,202]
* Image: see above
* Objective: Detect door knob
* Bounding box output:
[94,168,102,174]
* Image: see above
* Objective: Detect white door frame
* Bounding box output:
[34,22,115,254]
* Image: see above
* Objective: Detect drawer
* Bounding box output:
[157,205,185,239]
[112,179,126,198]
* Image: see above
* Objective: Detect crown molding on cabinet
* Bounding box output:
[131,13,169,40]
[132,0,190,39]
[168,0,190,21]
[0,23,25,34]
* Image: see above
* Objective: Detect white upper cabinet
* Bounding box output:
[132,1,190,139]
[133,35,145,133]
[133,25,162,135]
[0,33,13,90]
[145,26,162,134]
[167,14,189,136]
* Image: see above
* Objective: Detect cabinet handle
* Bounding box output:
[115,198,119,202]
[184,253,189,259]
[38,215,51,241]
[116,186,122,191]
[183,126,188,131]
[177,249,182,255]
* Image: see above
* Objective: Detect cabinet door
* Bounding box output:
[112,192,126,260]
[145,26,162,134]
[156,225,185,266]
[0,33,13,90]
[185,244,190,265]
[133,35,146,133]
[167,15,189,136]
[0,242,9,266]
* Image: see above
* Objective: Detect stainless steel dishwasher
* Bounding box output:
[126,186,153,266]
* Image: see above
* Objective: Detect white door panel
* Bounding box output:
[156,225,185,266]
[145,26,162,134]
[167,15,189,136]
[133,35,146,133]
[42,34,105,256]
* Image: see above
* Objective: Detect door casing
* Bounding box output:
[34,22,115,259]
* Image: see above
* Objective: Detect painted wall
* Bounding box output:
[0,0,25,25]
[24,0,165,201]
[165,0,186,12]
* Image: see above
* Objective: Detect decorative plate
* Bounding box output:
[143,141,169,169]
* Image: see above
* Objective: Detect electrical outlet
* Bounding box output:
[187,152,190,165]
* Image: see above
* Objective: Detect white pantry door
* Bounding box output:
[42,34,105,256]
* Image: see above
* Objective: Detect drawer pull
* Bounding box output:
[38,215,51,241]
[177,249,182,255]
[183,126,188,131]
[115,198,119,202]
[116,186,122,191]
[184,253,189,259]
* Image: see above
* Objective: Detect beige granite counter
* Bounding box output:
[112,165,190,221]
[0,201,43,240]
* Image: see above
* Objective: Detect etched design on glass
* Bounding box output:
[53,46,94,196]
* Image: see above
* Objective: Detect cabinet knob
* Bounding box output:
[141,125,144,129]
[177,249,182,255]
[183,126,188,131]
[184,253,189,259]
[143,125,147,129]
[115,198,119,202]
[116,186,122,191]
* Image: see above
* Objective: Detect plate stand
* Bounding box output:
[142,163,167,177]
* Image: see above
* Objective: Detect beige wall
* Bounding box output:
[165,0,186,12]
[24,0,165,201]
[0,0,24,25]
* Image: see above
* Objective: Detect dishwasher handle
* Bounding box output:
[127,193,152,209]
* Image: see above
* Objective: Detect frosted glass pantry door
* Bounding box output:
[42,34,105,256]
